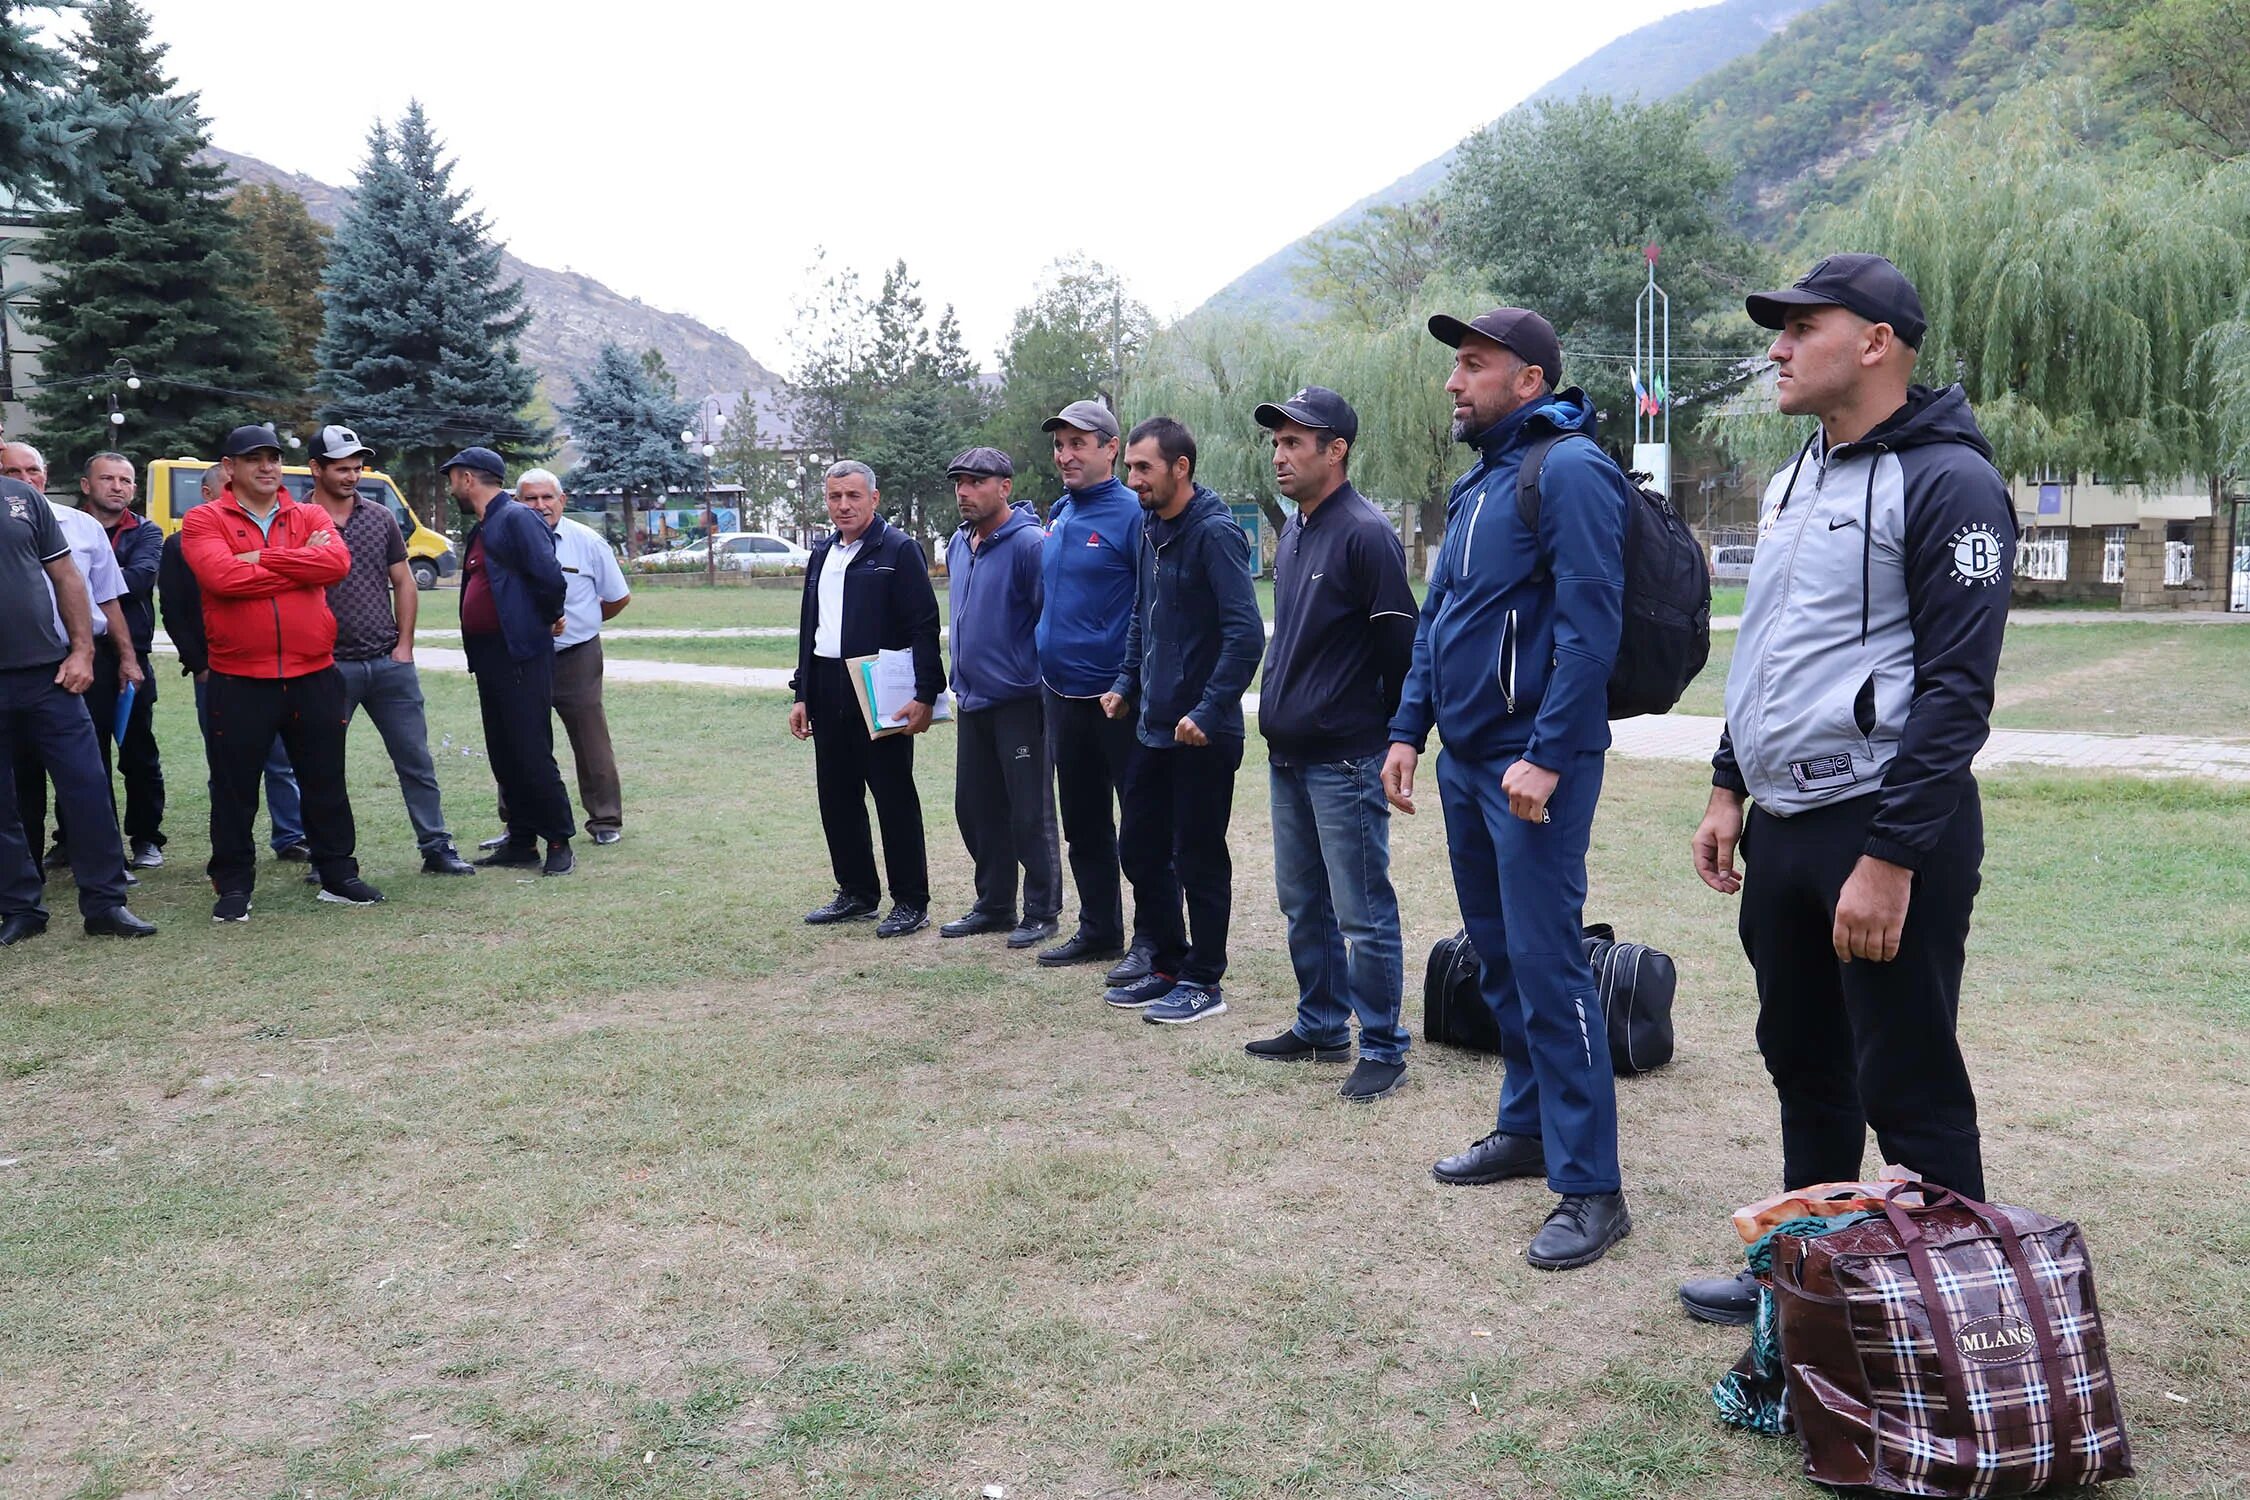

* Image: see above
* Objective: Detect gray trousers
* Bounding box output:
[336,655,453,854]
[499,638,622,835]
[955,695,1061,923]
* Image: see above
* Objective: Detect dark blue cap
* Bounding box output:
[1428,308,1565,387]
[439,446,507,481]
[945,445,1014,479]
[1254,386,1358,444]
[221,423,284,457]
[1747,253,1926,349]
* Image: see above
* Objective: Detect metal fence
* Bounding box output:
[2103,528,2128,584]
[2165,540,2196,587]
[2019,533,2068,582]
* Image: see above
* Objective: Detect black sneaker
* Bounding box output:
[1006,917,1059,950]
[1526,1191,1632,1271]
[41,844,70,872]
[1338,1058,1407,1102]
[940,910,1013,938]
[1678,1268,1762,1326]
[876,904,928,938]
[1431,1129,1546,1187]
[542,841,575,877]
[422,846,477,876]
[275,842,312,863]
[1103,971,1177,1009]
[1244,1030,1353,1063]
[805,893,879,925]
[474,842,541,868]
[1105,942,1157,986]
[212,891,253,923]
[317,876,386,907]
[128,840,164,870]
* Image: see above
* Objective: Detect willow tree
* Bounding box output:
[1708,85,2250,486]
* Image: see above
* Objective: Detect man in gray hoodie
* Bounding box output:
[1683,254,2014,1325]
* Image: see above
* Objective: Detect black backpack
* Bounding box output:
[1517,433,1711,719]
[1422,924,1677,1076]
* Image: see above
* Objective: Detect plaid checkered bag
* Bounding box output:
[1769,1181,2134,1495]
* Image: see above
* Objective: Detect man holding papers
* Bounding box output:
[789,459,944,938]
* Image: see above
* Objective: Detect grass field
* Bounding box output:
[2,661,2244,1498]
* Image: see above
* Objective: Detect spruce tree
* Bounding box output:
[0,0,176,207]
[24,0,289,468]
[317,100,546,526]
[561,341,698,551]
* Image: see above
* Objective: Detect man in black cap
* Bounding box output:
[1031,398,1157,978]
[939,446,1061,950]
[0,471,156,943]
[1246,388,1420,1102]
[1679,253,2014,1324]
[1384,307,1640,1270]
[444,446,574,876]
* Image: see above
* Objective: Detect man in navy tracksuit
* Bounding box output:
[1384,308,1639,1270]
[1102,417,1265,1026]
[1033,399,1157,977]
[1680,255,2013,1325]
[939,446,1061,950]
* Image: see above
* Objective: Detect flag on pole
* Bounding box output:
[1631,369,1650,414]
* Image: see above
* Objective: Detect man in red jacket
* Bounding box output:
[181,425,382,920]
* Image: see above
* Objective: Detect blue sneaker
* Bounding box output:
[1104,971,1177,1009]
[1144,982,1228,1025]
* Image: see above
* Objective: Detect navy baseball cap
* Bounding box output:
[1746,253,1926,349]
[221,423,284,457]
[1254,386,1359,444]
[1428,308,1565,387]
[1040,399,1120,440]
[439,446,507,481]
[945,446,1014,479]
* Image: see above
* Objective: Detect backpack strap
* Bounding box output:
[1514,431,1595,581]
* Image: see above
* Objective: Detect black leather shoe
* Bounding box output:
[1679,1267,1761,1326]
[1431,1130,1546,1187]
[1526,1191,1632,1270]
[84,906,158,938]
[591,828,621,846]
[1036,931,1124,967]
[805,893,879,925]
[477,832,511,851]
[422,846,477,876]
[1006,917,1059,950]
[275,842,313,863]
[1104,941,1156,985]
[876,904,928,938]
[941,910,1014,938]
[474,843,541,868]
[0,913,48,946]
[1244,1030,1352,1063]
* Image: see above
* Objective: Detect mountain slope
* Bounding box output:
[204,148,778,410]
[1195,0,1818,320]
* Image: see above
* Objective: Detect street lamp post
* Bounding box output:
[684,421,719,587]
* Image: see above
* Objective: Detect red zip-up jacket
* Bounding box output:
[180,486,352,678]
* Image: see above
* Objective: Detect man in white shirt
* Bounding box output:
[514,470,632,844]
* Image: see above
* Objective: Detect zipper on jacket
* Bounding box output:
[1497,608,1518,714]
[1459,487,1488,576]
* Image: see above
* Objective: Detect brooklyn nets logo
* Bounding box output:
[1949,523,2005,586]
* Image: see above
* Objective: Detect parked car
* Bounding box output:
[632,531,811,574]
[1710,544,1757,582]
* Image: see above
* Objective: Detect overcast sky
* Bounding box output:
[133,0,1705,373]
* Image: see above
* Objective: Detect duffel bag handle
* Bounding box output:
[1880,1181,2089,1486]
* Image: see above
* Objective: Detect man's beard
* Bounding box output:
[1450,416,1482,445]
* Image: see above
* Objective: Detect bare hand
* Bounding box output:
[1833,856,1912,963]
[307,529,335,547]
[233,550,261,565]
[1503,758,1559,824]
[788,702,811,740]
[1100,691,1129,721]
[195,669,210,684]
[551,618,565,637]
[901,699,934,735]
[1382,743,1419,815]
[118,649,145,689]
[56,648,93,694]
[390,642,414,664]
[1693,788,1747,894]
[1173,715,1208,747]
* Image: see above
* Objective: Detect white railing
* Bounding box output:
[2232,543,2250,611]
[2019,535,2068,581]
[2165,540,2195,587]
[2102,531,2127,584]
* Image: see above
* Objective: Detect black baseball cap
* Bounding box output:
[1253,386,1358,444]
[1040,399,1121,441]
[221,423,284,457]
[945,445,1014,479]
[1746,253,1926,349]
[1428,308,1565,387]
[309,424,376,462]
[439,446,507,481]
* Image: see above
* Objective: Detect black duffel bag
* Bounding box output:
[1422,923,1676,1075]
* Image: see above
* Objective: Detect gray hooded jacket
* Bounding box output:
[1715,384,2015,870]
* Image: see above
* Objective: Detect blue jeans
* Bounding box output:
[194,675,302,851]
[1269,755,1409,1064]
[337,656,451,853]
[1436,747,1619,1195]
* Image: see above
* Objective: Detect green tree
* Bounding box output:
[316,100,547,528]
[561,342,699,552]
[711,394,808,535]
[0,0,180,207]
[2081,0,2250,159]
[26,0,289,468]
[1291,199,1444,334]
[229,181,330,430]
[989,256,1151,506]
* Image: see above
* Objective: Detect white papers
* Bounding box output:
[866,647,952,728]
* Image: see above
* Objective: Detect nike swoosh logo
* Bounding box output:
[1829,517,1857,530]
[1311,572,1323,580]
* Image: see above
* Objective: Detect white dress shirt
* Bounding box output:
[46,500,124,639]
[813,535,861,659]
[551,516,631,648]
